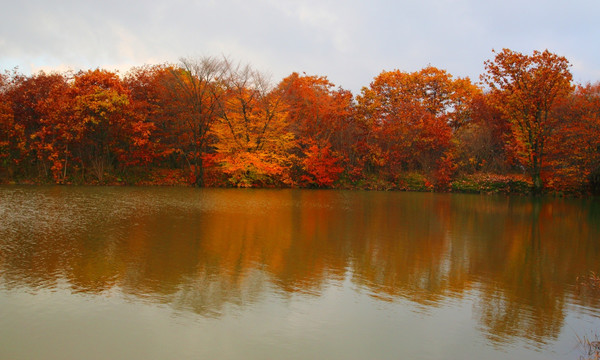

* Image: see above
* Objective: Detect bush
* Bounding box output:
[398,172,434,192]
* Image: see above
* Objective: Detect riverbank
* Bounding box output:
[1,170,577,197]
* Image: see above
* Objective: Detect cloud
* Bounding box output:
[1,0,598,92]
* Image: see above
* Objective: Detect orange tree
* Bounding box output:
[211,63,297,187]
[356,66,478,188]
[549,82,600,193]
[29,69,155,184]
[124,64,187,182]
[482,49,573,194]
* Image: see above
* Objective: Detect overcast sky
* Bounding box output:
[1,0,598,92]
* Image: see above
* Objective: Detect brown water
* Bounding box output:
[0,186,599,360]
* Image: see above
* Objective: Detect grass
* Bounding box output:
[579,272,600,291]
[577,273,600,360]
[576,333,600,360]
[450,173,532,194]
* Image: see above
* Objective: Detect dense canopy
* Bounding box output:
[1,49,599,195]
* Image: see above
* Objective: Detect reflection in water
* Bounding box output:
[0,186,599,358]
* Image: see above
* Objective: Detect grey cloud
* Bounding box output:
[1,0,598,92]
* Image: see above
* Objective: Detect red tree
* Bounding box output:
[278,72,355,187]
[482,49,573,194]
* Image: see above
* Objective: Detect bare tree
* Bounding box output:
[165,56,227,186]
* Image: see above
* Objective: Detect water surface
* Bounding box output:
[1,186,599,359]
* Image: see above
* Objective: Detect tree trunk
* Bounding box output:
[531,153,543,195]
[195,156,204,187]
[532,170,543,195]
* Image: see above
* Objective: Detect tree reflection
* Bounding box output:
[473,198,564,344]
[0,187,599,345]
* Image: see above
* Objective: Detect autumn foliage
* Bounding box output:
[482,49,573,194]
[1,49,599,194]
[355,66,477,189]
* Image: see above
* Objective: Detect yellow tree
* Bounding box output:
[68,69,132,183]
[212,63,296,187]
[482,49,573,194]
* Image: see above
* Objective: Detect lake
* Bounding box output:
[0,186,599,359]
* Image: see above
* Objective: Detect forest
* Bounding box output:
[1,48,599,195]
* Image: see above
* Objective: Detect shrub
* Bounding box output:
[398,172,433,192]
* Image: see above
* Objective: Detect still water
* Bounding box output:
[0,186,599,359]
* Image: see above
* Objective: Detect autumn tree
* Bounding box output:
[161,57,227,186]
[454,92,512,174]
[548,82,600,193]
[22,69,157,184]
[359,66,478,129]
[64,70,135,182]
[212,62,296,187]
[0,72,18,179]
[357,66,477,188]
[3,71,70,180]
[482,49,573,194]
[277,72,355,187]
[31,76,75,182]
[124,64,185,179]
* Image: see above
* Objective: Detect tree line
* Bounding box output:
[1,49,599,194]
